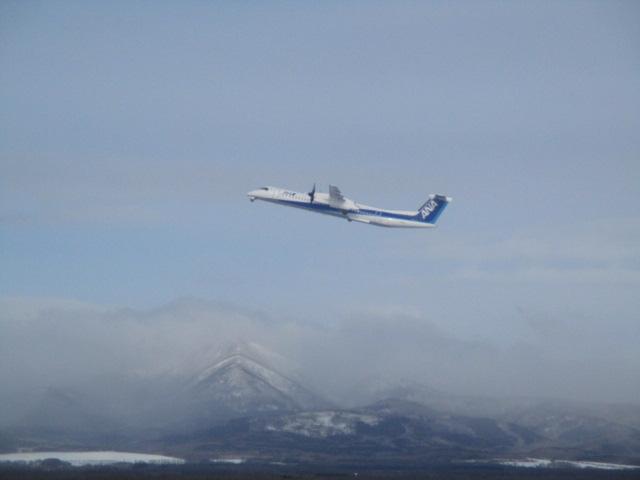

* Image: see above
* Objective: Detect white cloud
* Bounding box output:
[1,296,638,404]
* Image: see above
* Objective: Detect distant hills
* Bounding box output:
[1,340,639,467]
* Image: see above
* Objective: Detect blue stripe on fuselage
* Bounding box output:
[277,199,418,222]
[356,208,414,221]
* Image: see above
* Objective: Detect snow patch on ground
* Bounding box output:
[267,411,380,438]
[0,451,184,466]
[497,458,640,471]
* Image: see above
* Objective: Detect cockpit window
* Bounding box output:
[260,187,269,191]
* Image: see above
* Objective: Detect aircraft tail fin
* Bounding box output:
[415,194,452,224]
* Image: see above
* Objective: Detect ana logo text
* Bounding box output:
[420,200,438,219]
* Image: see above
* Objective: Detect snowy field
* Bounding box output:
[0,451,184,466]
[497,458,640,471]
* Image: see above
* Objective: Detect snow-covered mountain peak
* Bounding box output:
[182,347,330,416]
[164,338,299,382]
[188,352,279,390]
[211,338,285,367]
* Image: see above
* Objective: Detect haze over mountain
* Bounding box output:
[1,297,638,409]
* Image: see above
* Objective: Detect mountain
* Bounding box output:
[182,351,330,418]
[147,395,640,466]
[363,379,640,430]
[154,398,544,464]
[150,342,332,431]
[2,343,639,467]
[348,380,640,464]
[0,386,131,455]
[0,387,115,433]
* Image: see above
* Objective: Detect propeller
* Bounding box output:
[308,183,316,203]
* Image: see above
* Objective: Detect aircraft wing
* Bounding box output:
[329,185,345,202]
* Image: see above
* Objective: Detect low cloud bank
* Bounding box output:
[1,296,638,405]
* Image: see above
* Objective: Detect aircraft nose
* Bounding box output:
[247,189,265,202]
[247,187,274,202]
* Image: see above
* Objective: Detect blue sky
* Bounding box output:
[1,1,639,402]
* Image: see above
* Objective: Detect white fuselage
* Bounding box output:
[247,186,448,228]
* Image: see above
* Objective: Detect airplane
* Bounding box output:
[247,184,452,228]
